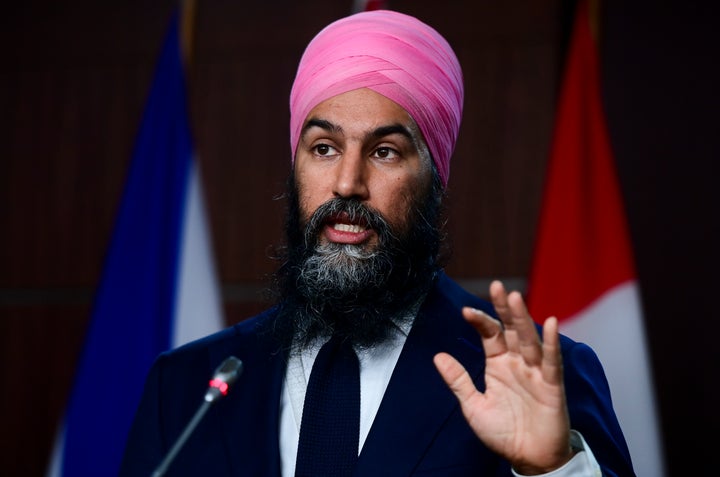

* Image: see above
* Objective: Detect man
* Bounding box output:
[120,10,635,477]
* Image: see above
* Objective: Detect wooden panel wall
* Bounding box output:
[1,1,717,476]
[1,4,177,474]
[600,2,719,475]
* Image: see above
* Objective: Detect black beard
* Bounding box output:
[270,170,446,351]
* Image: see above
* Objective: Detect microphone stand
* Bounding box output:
[150,356,243,477]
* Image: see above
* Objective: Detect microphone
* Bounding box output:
[150,356,244,477]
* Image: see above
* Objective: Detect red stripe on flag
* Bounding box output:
[353,0,387,13]
[364,0,386,10]
[527,0,635,323]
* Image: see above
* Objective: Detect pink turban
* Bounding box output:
[289,10,464,187]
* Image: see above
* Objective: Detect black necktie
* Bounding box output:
[295,334,360,477]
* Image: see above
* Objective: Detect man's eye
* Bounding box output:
[313,144,337,156]
[373,147,399,160]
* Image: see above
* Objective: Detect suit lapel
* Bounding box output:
[355,275,488,475]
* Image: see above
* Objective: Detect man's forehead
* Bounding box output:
[300,91,417,137]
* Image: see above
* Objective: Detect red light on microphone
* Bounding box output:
[209,378,229,396]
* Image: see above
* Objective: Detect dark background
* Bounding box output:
[1,1,717,476]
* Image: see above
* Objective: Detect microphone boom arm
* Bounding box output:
[150,356,243,477]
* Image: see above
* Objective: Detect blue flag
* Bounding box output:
[47,10,224,477]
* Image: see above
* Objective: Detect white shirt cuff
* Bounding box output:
[511,430,602,477]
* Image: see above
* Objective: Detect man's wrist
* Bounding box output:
[511,430,601,477]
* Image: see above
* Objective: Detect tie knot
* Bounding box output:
[310,334,359,389]
[324,333,356,357]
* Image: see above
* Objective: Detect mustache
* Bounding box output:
[303,197,395,248]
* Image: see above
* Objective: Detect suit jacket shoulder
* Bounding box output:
[119,306,287,477]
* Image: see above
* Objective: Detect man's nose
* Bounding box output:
[333,148,369,200]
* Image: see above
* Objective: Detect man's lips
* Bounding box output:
[333,223,365,233]
[322,219,374,245]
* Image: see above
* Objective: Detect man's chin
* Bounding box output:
[315,241,378,261]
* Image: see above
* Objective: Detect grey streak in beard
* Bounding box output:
[299,243,389,304]
[298,199,398,306]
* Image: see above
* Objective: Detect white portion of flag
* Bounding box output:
[172,158,225,347]
[561,281,664,477]
[46,425,63,477]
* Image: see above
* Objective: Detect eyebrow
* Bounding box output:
[370,124,414,142]
[300,118,415,143]
[301,118,341,137]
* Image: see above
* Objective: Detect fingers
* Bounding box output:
[488,280,542,366]
[433,352,478,404]
[541,316,563,384]
[465,280,561,374]
[462,306,506,357]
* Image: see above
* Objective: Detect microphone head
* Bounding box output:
[205,356,243,402]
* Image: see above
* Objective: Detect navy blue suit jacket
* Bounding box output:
[119,273,635,476]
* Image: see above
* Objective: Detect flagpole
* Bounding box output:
[588,0,600,45]
[180,0,196,71]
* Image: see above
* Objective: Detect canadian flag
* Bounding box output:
[526,1,665,476]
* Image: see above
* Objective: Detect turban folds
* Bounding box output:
[289,10,464,186]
